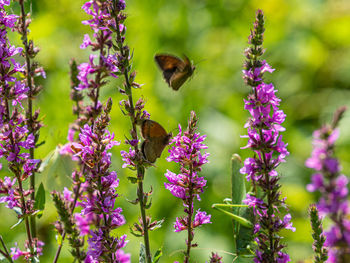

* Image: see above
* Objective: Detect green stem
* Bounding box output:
[259,128,275,260]
[52,232,66,263]
[19,0,36,239]
[137,173,151,263]
[114,12,152,263]
[0,236,14,263]
[184,165,194,263]
[52,183,82,263]
[212,203,249,208]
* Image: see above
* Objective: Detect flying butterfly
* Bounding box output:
[139,119,172,163]
[154,54,195,91]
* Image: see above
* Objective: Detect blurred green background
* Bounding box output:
[1,0,350,262]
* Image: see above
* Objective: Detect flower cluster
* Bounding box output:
[306,106,350,262]
[54,1,130,262]
[120,98,150,170]
[0,0,36,193]
[71,101,129,262]
[10,239,44,261]
[78,0,122,89]
[165,111,211,262]
[240,10,294,263]
[208,252,223,263]
[112,0,156,261]
[0,1,44,261]
[60,0,126,146]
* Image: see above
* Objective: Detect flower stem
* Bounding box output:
[52,232,66,263]
[115,12,152,263]
[137,177,151,263]
[52,182,82,263]
[184,165,194,263]
[19,0,36,238]
[4,97,34,257]
[0,236,14,263]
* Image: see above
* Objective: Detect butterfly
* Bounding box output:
[154,54,195,91]
[140,119,172,163]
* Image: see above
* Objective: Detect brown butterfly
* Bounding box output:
[140,119,172,163]
[155,54,195,91]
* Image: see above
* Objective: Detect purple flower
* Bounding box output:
[276,252,290,263]
[281,214,296,232]
[165,111,210,261]
[73,116,128,260]
[63,187,74,202]
[240,10,292,262]
[76,55,97,90]
[10,244,25,260]
[120,148,136,169]
[164,170,187,199]
[10,239,44,261]
[243,194,265,217]
[193,209,211,228]
[306,173,324,192]
[80,34,92,49]
[53,1,130,261]
[74,213,90,236]
[115,249,131,263]
[305,106,350,260]
[174,217,187,232]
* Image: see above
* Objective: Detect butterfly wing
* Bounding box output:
[155,54,184,70]
[141,136,170,163]
[141,140,156,163]
[141,120,168,139]
[155,54,186,87]
[140,119,172,163]
[169,56,195,90]
[169,71,192,91]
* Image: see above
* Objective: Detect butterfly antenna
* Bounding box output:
[194,58,207,66]
[170,126,180,134]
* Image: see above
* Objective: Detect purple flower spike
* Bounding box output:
[53,1,132,262]
[0,1,45,261]
[72,107,129,262]
[240,10,293,262]
[165,111,210,262]
[306,106,350,261]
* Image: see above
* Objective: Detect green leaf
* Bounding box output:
[34,183,46,219]
[11,218,23,229]
[153,247,162,263]
[212,207,253,228]
[233,255,255,263]
[12,206,22,216]
[139,243,146,263]
[212,203,248,209]
[127,176,138,184]
[236,207,255,256]
[230,154,255,256]
[231,154,246,253]
[35,211,43,218]
[145,198,152,209]
[149,219,164,231]
[231,154,245,217]
[0,252,5,261]
[126,197,139,205]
